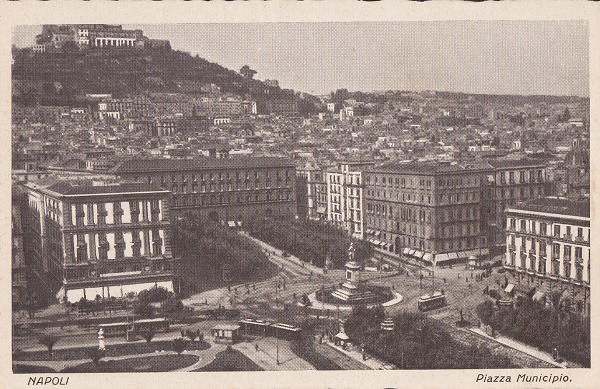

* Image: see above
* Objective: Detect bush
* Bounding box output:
[172,338,187,355]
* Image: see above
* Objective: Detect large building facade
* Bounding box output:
[296,161,325,221]
[112,157,297,224]
[364,162,493,266]
[23,181,175,304]
[504,197,589,314]
[326,162,372,239]
[486,159,548,248]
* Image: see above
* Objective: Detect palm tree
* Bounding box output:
[88,348,105,368]
[38,334,59,359]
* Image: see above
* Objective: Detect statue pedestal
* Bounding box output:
[331,263,376,302]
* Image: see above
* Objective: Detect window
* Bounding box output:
[577,228,584,239]
[520,220,526,231]
[566,226,571,237]
[540,223,547,236]
[575,247,583,259]
[554,225,560,237]
[564,245,571,260]
[552,243,560,257]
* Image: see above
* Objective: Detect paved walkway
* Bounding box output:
[234,338,315,371]
[319,339,396,370]
[468,327,569,368]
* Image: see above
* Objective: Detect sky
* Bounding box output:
[13,21,589,97]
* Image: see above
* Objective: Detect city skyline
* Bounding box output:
[13,21,589,98]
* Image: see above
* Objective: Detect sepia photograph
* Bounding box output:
[3,2,597,388]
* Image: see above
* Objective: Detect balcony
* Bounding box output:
[552,253,560,260]
[574,236,586,243]
[563,234,573,241]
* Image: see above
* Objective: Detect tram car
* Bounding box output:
[417,292,447,311]
[238,318,301,340]
[99,317,170,337]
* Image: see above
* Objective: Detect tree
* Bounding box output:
[172,338,187,355]
[141,331,155,343]
[38,334,60,358]
[87,348,105,367]
[239,65,257,80]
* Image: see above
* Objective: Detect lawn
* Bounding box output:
[194,349,263,371]
[61,354,199,373]
[14,340,211,361]
[13,364,57,373]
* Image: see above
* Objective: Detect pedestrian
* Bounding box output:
[466,277,469,283]
[443,277,446,284]
[255,344,259,351]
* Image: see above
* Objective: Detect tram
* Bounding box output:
[417,292,447,311]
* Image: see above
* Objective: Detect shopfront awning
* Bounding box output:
[448,252,459,260]
[236,221,243,227]
[423,253,433,262]
[408,249,416,256]
[481,248,490,255]
[505,283,515,293]
[532,291,546,302]
[435,253,450,263]
[373,240,382,246]
[403,247,410,255]
[374,231,381,237]
[227,221,237,227]
[464,250,479,258]
[66,288,85,303]
[335,332,349,340]
[413,250,424,258]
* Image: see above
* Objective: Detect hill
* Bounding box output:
[11,45,321,115]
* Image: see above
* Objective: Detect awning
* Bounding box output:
[227,221,237,227]
[423,253,433,262]
[403,247,410,255]
[456,251,471,259]
[464,250,479,258]
[236,221,243,227]
[532,291,545,302]
[380,242,388,248]
[66,288,85,303]
[505,283,515,293]
[435,253,450,263]
[413,250,424,258]
[481,248,490,255]
[335,332,349,340]
[408,249,416,256]
[448,252,459,260]
[372,240,382,246]
[374,231,381,237]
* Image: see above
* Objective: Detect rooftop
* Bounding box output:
[111,156,295,174]
[507,197,590,218]
[30,181,168,197]
[368,161,493,175]
[488,158,547,169]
